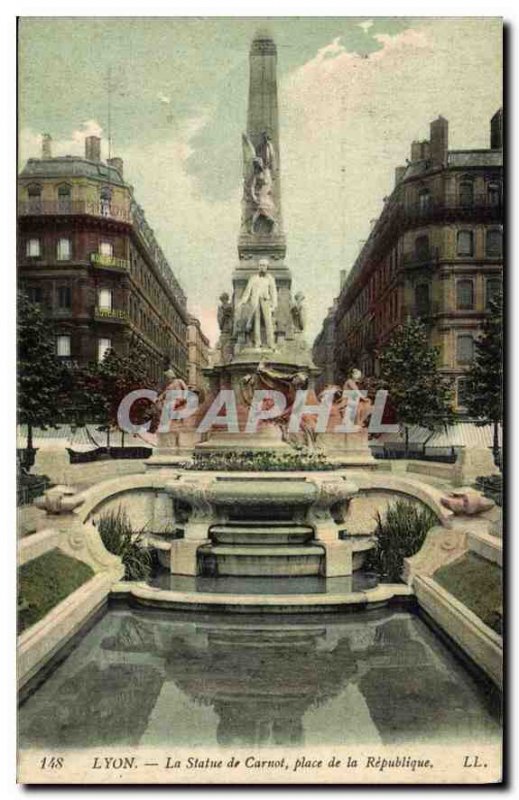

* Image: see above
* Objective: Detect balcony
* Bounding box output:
[18,200,131,224]
[402,247,440,270]
[400,193,502,227]
[90,252,129,271]
[404,301,441,319]
[94,307,128,323]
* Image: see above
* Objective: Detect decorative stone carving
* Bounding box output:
[402,527,468,584]
[242,132,277,234]
[290,292,306,333]
[440,489,495,516]
[34,485,84,515]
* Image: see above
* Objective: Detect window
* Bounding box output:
[99,241,113,257]
[486,278,502,309]
[487,181,502,207]
[486,229,502,257]
[26,238,41,257]
[456,280,474,310]
[414,235,430,260]
[98,288,113,311]
[457,334,474,365]
[415,284,430,316]
[100,187,112,216]
[457,230,474,256]
[26,287,42,304]
[459,180,474,207]
[57,237,71,261]
[27,184,41,198]
[56,335,71,357]
[57,286,71,309]
[457,377,470,409]
[98,338,112,362]
[57,184,71,212]
[418,189,430,212]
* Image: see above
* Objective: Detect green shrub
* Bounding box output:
[367,500,438,582]
[475,474,502,507]
[183,448,335,472]
[96,508,153,581]
[18,549,94,634]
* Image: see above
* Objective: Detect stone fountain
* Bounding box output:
[144,30,376,583]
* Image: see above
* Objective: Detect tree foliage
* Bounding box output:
[17,291,64,439]
[64,343,155,436]
[378,318,454,446]
[463,292,503,427]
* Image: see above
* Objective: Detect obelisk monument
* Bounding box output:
[210,29,315,390]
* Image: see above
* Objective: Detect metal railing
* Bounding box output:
[400,193,502,225]
[90,252,130,270]
[18,199,132,223]
[94,307,128,322]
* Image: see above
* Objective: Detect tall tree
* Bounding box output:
[82,344,155,448]
[17,291,63,457]
[463,292,503,462]
[378,318,454,453]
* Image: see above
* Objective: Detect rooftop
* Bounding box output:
[19,156,125,186]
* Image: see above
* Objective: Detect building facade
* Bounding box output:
[18,134,189,382]
[330,110,503,409]
[187,315,210,392]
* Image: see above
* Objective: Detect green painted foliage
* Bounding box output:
[96,508,153,581]
[18,549,94,634]
[184,449,334,471]
[17,291,64,431]
[367,500,438,582]
[378,318,454,443]
[434,552,502,635]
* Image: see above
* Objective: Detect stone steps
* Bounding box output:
[210,523,314,545]
[198,542,324,577]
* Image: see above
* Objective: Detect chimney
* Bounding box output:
[395,165,406,185]
[430,116,448,166]
[410,141,422,162]
[85,135,101,162]
[410,141,430,162]
[107,157,124,178]
[41,133,52,158]
[490,108,503,150]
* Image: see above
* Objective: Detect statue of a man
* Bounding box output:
[291,292,306,332]
[338,368,373,429]
[217,292,233,334]
[237,258,277,350]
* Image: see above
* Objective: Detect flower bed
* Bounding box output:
[181,449,337,472]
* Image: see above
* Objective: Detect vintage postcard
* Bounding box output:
[16,16,503,785]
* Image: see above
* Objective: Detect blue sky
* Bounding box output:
[19,17,502,344]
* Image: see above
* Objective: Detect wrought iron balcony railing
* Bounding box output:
[94,307,128,322]
[402,247,440,269]
[18,199,132,223]
[90,252,129,270]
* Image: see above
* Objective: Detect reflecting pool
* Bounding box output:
[19,609,501,749]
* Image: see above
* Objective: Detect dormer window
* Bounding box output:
[100,187,112,216]
[27,184,42,212]
[57,184,71,212]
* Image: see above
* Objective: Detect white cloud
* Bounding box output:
[279,18,501,341]
[18,19,502,350]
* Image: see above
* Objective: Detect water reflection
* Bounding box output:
[19,609,501,749]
